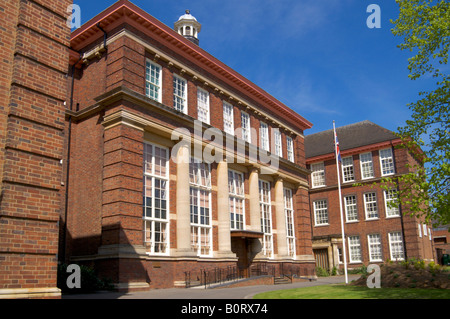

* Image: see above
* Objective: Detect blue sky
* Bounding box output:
[73,0,436,135]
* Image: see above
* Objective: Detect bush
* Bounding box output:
[331,266,339,276]
[57,263,114,294]
[315,267,330,277]
[348,265,367,275]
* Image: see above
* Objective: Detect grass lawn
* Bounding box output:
[253,284,450,299]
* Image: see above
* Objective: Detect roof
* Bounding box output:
[305,121,399,159]
[70,0,313,132]
[177,10,198,22]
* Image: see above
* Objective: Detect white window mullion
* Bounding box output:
[286,136,294,162]
[189,158,212,257]
[388,232,405,261]
[360,152,374,179]
[223,102,234,135]
[273,129,282,157]
[284,188,296,258]
[197,87,210,124]
[384,189,400,217]
[364,192,378,220]
[260,122,269,151]
[311,162,325,188]
[313,200,329,226]
[344,195,358,222]
[259,180,273,258]
[145,60,162,102]
[229,170,245,231]
[348,236,362,263]
[173,75,187,114]
[380,148,395,176]
[240,111,251,143]
[368,234,382,262]
[342,156,355,182]
[143,142,169,256]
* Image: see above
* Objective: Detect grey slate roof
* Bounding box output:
[305,121,398,159]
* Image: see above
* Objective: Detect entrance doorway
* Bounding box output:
[230,230,263,277]
[314,248,329,270]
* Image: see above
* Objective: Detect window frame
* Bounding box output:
[388,232,405,261]
[360,152,374,180]
[143,142,170,256]
[286,136,294,162]
[379,148,395,176]
[173,74,188,114]
[273,128,282,157]
[189,157,212,257]
[367,234,382,262]
[145,59,162,103]
[223,101,234,135]
[259,180,273,259]
[311,162,326,188]
[363,192,379,220]
[348,235,362,263]
[341,156,355,183]
[240,111,251,143]
[228,169,245,231]
[313,199,329,226]
[284,188,296,258]
[197,87,210,124]
[384,189,400,218]
[344,194,358,222]
[260,122,270,151]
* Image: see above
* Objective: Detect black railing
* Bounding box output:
[184,262,315,288]
[185,266,244,289]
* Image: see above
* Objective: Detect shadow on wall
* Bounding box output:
[57,220,151,295]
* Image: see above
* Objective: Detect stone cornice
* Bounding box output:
[306,139,404,164]
[66,86,310,185]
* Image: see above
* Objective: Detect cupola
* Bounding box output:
[174,10,202,45]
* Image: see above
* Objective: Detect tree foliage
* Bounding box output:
[390,0,449,227]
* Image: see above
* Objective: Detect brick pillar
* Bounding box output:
[295,185,315,259]
[0,0,72,299]
[99,122,149,290]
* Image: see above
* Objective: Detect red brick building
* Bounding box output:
[62,0,315,290]
[0,0,72,298]
[433,225,450,265]
[305,121,435,271]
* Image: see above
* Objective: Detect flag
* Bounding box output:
[335,131,342,163]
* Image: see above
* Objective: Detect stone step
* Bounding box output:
[274,276,291,285]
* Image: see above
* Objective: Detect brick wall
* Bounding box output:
[65,18,313,289]
[308,145,435,265]
[0,0,72,298]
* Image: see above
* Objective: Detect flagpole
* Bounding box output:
[333,121,348,284]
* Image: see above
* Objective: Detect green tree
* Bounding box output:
[390,0,449,227]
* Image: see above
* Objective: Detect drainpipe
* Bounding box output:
[61,54,82,264]
[96,23,108,55]
[391,140,408,261]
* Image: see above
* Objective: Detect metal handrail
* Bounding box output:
[185,262,311,288]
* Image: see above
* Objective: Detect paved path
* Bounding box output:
[62,275,360,299]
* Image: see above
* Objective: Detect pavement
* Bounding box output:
[62,274,360,299]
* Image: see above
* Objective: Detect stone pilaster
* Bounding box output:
[275,177,289,259]
[174,144,197,257]
[216,160,236,258]
[248,167,261,232]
